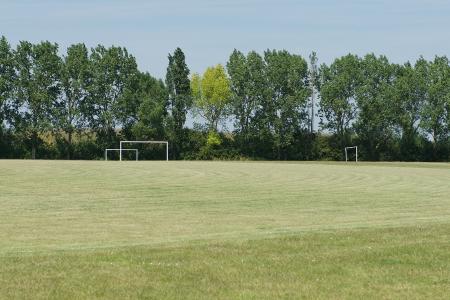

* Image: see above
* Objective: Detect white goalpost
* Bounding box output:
[345,146,358,162]
[120,141,168,161]
[105,148,138,161]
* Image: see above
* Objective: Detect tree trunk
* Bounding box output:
[67,130,73,160]
[310,89,315,133]
[31,131,37,159]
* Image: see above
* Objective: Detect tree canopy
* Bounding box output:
[191,64,232,132]
[0,35,449,161]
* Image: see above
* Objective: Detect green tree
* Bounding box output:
[227,50,248,132]
[0,36,15,158]
[86,45,138,148]
[420,56,450,159]
[264,50,310,159]
[318,54,361,154]
[12,41,62,159]
[166,48,191,158]
[0,36,15,128]
[227,50,266,152]
[191,64,232,132]
[57,43,91,159]
[354,54,396,160]
[308,51,319,133]
[132,72,168,140]
[391,60,427,160]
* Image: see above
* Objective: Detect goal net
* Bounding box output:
[120,141,169,161]
[344,146,358,162]
[105,148,138,161]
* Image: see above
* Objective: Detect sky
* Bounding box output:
[1,0,449,80]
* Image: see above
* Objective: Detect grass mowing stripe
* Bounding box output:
[0,160,449,253]
[1,223,449,299]
[0,160,449,298]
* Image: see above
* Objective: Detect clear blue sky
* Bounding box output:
[1,0,449,79]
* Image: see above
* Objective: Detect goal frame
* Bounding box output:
[120,141,168,161]
[344,146,358,162]
[105,148,138,161]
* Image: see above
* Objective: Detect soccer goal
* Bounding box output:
[344,146,358,162]
[105,148,138,161]
[120,141,168,161]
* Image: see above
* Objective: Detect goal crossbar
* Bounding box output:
[120,141,168,161]
[344,146,358,162]
[105,148,138,161]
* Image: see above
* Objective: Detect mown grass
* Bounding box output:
[0,160,449,299]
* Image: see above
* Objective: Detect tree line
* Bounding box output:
[0,36,449,161]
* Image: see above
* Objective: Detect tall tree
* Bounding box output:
[308,51,318,133]
[420,56,450,158]
[0,36,15,158]
[391,60,427,160]
[191,64,232,132]
[132,72,168,140]
[263,50,310,159]
[166,48,191,158]
[354,54,396,160]
[12,41,62,159]
[227,50,248,133]
[0,36,15,129]
[86,45,138,148]
[318,54,361,153]
[227,50,266,151]
[57,43,91,159]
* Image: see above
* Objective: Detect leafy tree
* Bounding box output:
[166,48,191,158]
[86,45,138,148]
[391,60,428,160]
[0,37,14,118]
[227,50,266,152]
[227,50,248,131]
[354,54,397,160]
[2,38,450,161]
[191,64,232,132]
[57,43,91,159]
[308,51,319,133]
[0,36,15,157]
[263,50,310,159]
[115,69,147,140]
[132,72,168,140]
[318,54,361,153]
[420,56,450,158]
[12,41,62,159]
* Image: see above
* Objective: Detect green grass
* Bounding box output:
[0,160,449,299]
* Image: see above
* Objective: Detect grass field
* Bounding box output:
[0,160,449,299]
